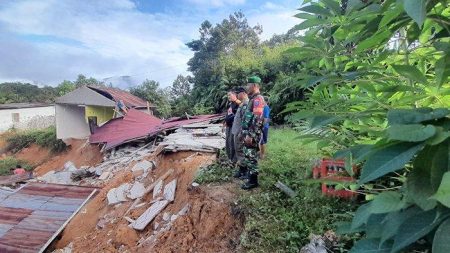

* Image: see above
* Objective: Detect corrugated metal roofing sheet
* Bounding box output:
[89,109,224,150]
[0,183,97,253]
[88,86,151,108]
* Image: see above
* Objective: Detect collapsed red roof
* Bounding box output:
[88,86,151,108]
[89,109,224,149]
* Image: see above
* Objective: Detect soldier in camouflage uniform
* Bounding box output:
[240,76,266,190]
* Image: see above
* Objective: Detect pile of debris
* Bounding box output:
[0,113,243,252]
[160,123,224,153]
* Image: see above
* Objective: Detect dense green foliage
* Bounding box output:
[129,79,173,118]
[182,12,305,122]
[6,127,67,153]
[0,74,103,104]
[0,157,32,176]
[284,0,450,252]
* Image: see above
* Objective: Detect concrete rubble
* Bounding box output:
[160,124,225,153]
[42,120,225,252]
[107,183,131,205]
[127,182,146,200]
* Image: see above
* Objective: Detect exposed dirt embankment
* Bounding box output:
[55,151,244,253]
[33,139,103,176]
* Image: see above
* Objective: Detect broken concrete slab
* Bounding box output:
[127,182,145,200]
[132,200,169,230]
[163,179,177,202]
[107,183,131,205]
[40,170,74,185]
[152,180,163,199]
[116,183,130,202]
[131,160,154,173]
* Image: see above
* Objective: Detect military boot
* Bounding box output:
[233,166,247,179]
[241,172,258,190]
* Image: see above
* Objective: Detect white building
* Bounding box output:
[0,103,55,132]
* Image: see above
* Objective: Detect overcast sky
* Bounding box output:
[0,0,300,88]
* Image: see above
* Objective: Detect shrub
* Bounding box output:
[0,157,32,176]
[6,127,67,153]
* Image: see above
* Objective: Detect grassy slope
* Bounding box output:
[196,128,356,252]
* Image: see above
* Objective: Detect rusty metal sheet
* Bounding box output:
[0,183,97,253]
[18,182,97,199]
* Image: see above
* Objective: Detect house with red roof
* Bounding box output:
[55,85,155,139]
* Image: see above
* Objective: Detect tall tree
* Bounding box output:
[129,79,172,118]
[186,12,262,111]
[74,74,103,88]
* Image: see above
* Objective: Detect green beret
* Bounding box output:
[247,76,261,84]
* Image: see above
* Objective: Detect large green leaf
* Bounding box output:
[319,0,341,15]
[380,207,422,244]
[403,0,427,27]
[392,209,447,252]
[294,18,331,30]
[430,142,450,191]
[392,65,427,84]
[334,144,374,163]
[426,127,450,146]
[387,124,436,142]
[407,155,438,210]
[379,5,404,28]
[359,143,424,184]
[299,4,332,16]
[366,214,387,238]
[387,108,450,125]
[431,172,450,208]
[357,30,392,52]
[309,114,341,128]
[432,218,450,253]
[370,192,406,214]
[436,54,450,87]
[350,239,393,253]
[351,202,373,230]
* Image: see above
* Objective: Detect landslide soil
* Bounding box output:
[54,151,244,253]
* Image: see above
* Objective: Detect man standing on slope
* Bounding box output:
[224,90,240,163]
[231,87,249,179]
[241,76,266,190]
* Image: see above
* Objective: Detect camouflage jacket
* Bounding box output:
[241,93,265,146]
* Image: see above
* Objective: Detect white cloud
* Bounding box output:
[186,0,246,8]
[0,0,194,88]
[248,1,299,40]
[0,0,300,88]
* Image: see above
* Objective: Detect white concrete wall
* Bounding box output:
[56,104,91,140]
[0,106,55,132]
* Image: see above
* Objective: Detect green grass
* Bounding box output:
[195,151,234,184]
[195,128,357,252]
[6,127,67,153]
[0,157,32,176]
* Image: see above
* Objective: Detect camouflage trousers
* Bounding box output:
[242,146,259,175]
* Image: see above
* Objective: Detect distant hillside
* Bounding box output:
[0,82,58,104]
[0,75,105,104]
